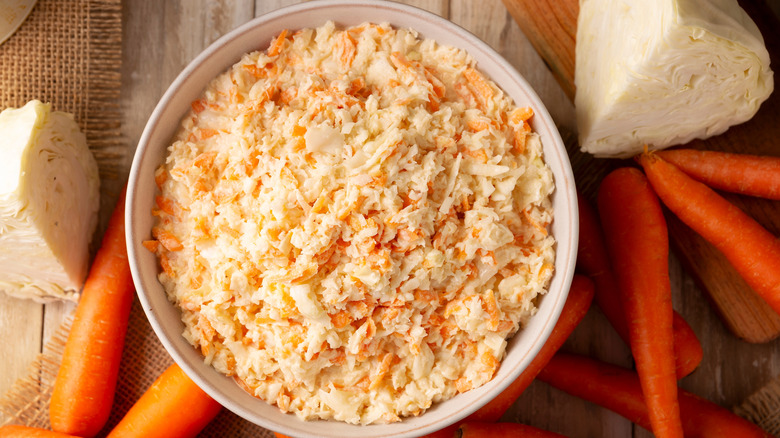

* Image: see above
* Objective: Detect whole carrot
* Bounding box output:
[106,364,222,438]
[458,422,566,437]
[423,275,595,438]
[577,192,703,378]
[538,353,772,438]
[0,425,82,438]
[656,149,780,200]
[274,434,292,438]
[597,168,682,438]
[50,187,135,437]
[639,153,780,316]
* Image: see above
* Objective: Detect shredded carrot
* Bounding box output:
[370,353,395,390]
[278,87,297,105]
[467,118,492,132]
[192,151,217,169]
[455,81,477,107]
[347,77,366,96]
[509,106,534,124]
[463,67,493,109]
[154,169,167,189]
[462,147,489,163]
[191,99,206,113]
[522,209,548,236]
[155,196,176,216]
[330,310,351,329]
[267,29,288,57]
[242,63,268,78]
[424,67,446,98]
[152,227,183,252]
[455,377,473,393]
[390,51,412,69]
[481,351,499,372]
[142,240,159,253]
[482,290,500,331]
[198,128,218,140]
[426,93,440,112]
[337,31,357,68]
[159,252,175,277]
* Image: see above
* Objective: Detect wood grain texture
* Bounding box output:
[0,297,41,396]
[504,0,780,343]
[500,0,577,100]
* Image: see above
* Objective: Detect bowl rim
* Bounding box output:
[126,1,578,437]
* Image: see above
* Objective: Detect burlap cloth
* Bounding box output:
[0,1,272,436]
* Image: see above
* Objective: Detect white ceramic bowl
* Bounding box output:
[126,1,578,437]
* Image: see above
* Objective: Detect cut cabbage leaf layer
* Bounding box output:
[0,100,100,302]
[575,0,774,158]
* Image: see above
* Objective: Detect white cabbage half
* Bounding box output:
[575,0,774,158]
[0,101,100,302]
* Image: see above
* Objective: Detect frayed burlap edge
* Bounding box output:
[0,317,70,428]
[736,376,780,437]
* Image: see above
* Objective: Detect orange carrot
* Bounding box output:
[106,364,222,438]
[458,422,566,437]
[273,434,293,438]
[422,275,595,438]
[267,29,288,57]
[639,153,780,317]
[538,353,772,438]
[671,313,703,379]
[577,192,703,378]
[656,149,780,200]
[0,425,82,438]
[597,168,682,438]
[50,187,135,438]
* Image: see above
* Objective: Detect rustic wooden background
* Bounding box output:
[1,1,778,436]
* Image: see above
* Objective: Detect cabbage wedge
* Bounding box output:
[575,0,774,158]
[0,101,100,301]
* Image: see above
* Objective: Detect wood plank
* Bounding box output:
[42,301,75,354]
[159,1,255,89]
[255,0,448,17]
[120,0,167,166]
[0,296,42,396]
[500,0,577,101]
[255,0,303,15]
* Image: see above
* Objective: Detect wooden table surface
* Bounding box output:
[2,1,779,436]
